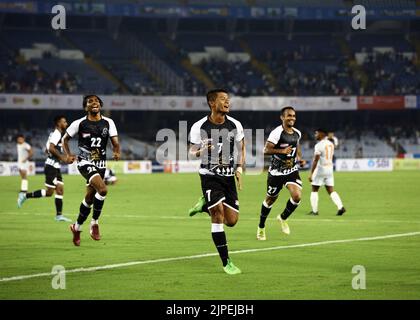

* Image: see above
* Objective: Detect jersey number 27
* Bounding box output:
[287,147,296,157]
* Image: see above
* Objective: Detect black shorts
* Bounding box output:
[78,163,106,186]
[200,174,239,212]
[44,165,63,188]
[266,170,302,197]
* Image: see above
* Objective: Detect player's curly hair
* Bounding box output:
[83,95,103,110]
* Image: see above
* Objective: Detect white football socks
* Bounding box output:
[310,192,319,213]
[21,179,28,192]
[330,191,343,209]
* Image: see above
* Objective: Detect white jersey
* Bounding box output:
[17,142,31,164]
[314,138,334,176]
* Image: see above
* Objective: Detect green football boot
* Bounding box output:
[223,259,242,275]
[188,196,206,217]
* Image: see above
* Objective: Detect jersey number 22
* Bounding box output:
[91,137,102,147]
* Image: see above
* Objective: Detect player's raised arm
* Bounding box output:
[111,136,120,161]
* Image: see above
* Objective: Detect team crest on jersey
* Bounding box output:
[102,128,108,137]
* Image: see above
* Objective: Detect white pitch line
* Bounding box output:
[1,212,420,224]
[1,231,420,283]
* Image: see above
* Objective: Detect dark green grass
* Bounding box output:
[0,171,419,299]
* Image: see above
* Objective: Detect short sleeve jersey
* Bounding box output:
[267,125,301,176]
[189,115,244,177]
[45,129,64,169]
[314,138,334,175]
[17,142,31,163]
[66,116,118,169]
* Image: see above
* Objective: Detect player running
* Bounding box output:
[188,89,245,275]
[308,128,346,216]
[17,115,72,222]
[257,106,305,241]
[16,134,33,194]
[62,95,120,246]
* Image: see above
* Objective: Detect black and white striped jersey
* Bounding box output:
[66,116,118,169]
[45,129,64,169]
[267,125,301,176]
[189,115,244,177]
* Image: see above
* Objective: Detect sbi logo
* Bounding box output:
[367,159,375,167]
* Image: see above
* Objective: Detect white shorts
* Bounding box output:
[311,173,334,187]
[18,162,29,171]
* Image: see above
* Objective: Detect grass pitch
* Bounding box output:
[0,171,419,300]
